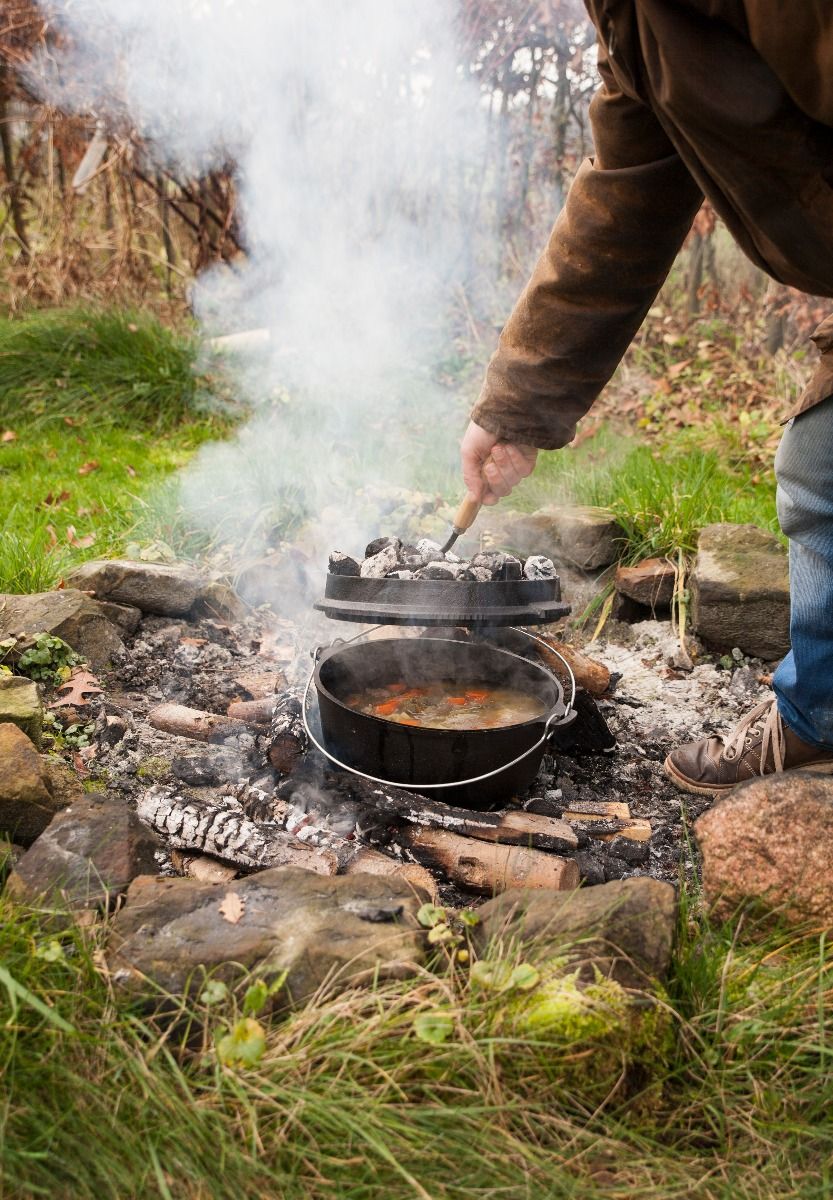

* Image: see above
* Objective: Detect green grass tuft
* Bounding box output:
[0,307,216,431]
[1,890,831,1199]
[0,307,241,592]
[513,429,778,563]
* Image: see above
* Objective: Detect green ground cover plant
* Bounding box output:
[0,881,830,1200]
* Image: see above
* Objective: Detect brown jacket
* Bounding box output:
[472,0,833,450]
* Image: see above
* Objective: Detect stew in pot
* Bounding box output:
[343,681,546,730]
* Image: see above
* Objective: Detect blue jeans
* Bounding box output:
[773,395,833,748]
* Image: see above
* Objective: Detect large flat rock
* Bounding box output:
[0,590,124,671]
[106,867,427,1008]
[473,877,676,990]
[64,559,205,617]
[695,772,833,924]
[690,523,790,659]
[504,505,624,571]
[6,794,161,910]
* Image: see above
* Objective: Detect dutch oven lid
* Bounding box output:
[314,572,572,627]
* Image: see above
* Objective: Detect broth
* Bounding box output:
[343,680,547,730]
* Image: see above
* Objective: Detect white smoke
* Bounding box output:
[30,0,488,587]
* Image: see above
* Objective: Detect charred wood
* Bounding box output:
[267,693,308,774]
[340,775,580,853]
[136,785,337,875]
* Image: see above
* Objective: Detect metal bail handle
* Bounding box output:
[300,626,576,793]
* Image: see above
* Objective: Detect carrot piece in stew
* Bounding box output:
[447,696,467,706]
[374,699,401,716]
[465,689,489,702]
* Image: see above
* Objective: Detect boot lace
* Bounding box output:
[721,698,785,773]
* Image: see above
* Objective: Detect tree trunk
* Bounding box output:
[0,63,29,258]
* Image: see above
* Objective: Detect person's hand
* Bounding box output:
[460,420,538,506]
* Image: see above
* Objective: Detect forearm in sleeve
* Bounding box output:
[472,84,703,449]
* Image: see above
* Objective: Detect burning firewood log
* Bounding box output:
[402,827,579,894]
[136,785,338,875]
[138,784,437,891]
[147,703,249,744]
[267,693,308,773]
[342,775,581,853]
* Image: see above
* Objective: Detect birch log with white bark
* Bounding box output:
[136,786,337,874]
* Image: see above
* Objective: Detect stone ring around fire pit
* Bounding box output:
[303,626,577,808]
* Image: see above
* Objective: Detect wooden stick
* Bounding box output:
[147,703,249,744]
[402,827,579,895]
[532,635,612,697]
[136,786,337,875]
[226,697,276,726]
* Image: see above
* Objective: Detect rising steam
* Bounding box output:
[29,0,488,591]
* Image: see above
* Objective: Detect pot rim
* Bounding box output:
[313,634,567,735]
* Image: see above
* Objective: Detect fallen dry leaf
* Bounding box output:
[66,525,96,549]
[45,524,59,550]
[78,460,100,477]
[180,637,207,646]
[126,464,137,478]
[49,668,104,708]
[1,430,16,443]
[219,892,245,924]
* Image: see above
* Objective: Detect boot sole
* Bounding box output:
[663,754,833,797]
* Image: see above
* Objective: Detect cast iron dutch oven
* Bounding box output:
[308,636,573,807]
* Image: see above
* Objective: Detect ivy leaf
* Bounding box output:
[413,1012,453,1045]
[509,963,540,991]
[470,960,513,990]
[199,980,229,1006]
[217,1018,267,1067]
[417,903,447,929]
[242,980,269,1016]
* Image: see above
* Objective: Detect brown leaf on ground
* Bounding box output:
[45,525,59,549]
[1,430,16,443]
[126,464,137,477]
[219,891,245,924]
[41,490,71,508]
[49,668,104,709]
[78,460,100,476]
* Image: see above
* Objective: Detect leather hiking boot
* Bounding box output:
[664,697,833,797]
